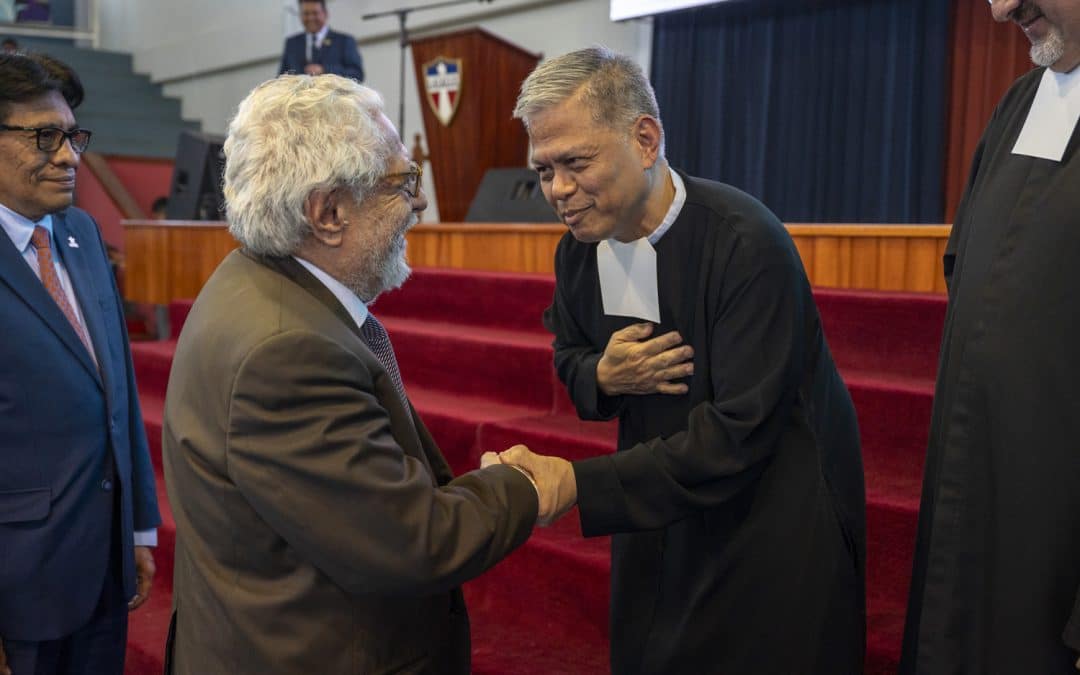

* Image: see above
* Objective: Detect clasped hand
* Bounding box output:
[596,323,693,396]
[481,445,576,526]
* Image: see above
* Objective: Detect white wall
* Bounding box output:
[97,0,652,219]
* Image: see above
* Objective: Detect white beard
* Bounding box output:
[346,213,416,302]
[1031,25,1067,67]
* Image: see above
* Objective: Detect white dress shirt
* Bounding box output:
[648,166,687,245]
[294,255,370,330]
[306,24,331,63]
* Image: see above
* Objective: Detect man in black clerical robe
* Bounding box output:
[901,2,1080,673]
[499,47,866,674]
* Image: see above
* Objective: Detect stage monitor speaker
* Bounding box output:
[166,130,226,221]
[465,168,560,223]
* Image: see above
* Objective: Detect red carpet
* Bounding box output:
[127,267,944,674]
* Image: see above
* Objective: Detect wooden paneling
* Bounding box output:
[407,223,565,273]
[121,221,953,305]
[787,224,951,293]
[124,220,237,304]
[945,3,1031,221]
[411,29,540,222]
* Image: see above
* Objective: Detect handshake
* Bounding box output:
[481,446,577,526]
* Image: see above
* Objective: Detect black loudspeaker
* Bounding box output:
[166,130,226,221]
[465,168,560,223]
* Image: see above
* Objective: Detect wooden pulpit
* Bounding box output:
[411,27,541,222]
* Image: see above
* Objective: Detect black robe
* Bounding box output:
[544,172,866,674]
[901,67,1080,674]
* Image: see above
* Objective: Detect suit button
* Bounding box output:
[101,479,113,492]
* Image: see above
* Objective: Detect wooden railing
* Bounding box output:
[787,224,950,294]
[122,220,951,305]
[124,220,238,305]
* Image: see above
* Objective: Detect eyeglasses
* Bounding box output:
[381,162,423,199]
[0,125,92,153]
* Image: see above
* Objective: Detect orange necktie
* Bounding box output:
[30,225,94,356]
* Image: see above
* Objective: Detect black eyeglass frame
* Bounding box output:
[0,124,93,153]
[381,162,424,199]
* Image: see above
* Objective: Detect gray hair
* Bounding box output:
[224,74,398,256]
[513,46,663,149]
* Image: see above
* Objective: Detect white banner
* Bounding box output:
[610,0,727,21]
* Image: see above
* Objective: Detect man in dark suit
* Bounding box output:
[162,74,557,674]
[279,0,364,81]
[0,52,161,675]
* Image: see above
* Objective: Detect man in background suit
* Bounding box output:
[0,52,160,675]
[279,0,364,81]
[162,74,558,674]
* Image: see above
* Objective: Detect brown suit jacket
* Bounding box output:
[162,250,537,675]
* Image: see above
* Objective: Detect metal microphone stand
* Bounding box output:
[362,0,494,137]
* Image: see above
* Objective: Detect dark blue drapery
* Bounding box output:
[651,0,949,223]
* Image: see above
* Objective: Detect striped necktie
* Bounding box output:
[360,313,408,405]
[30,225,94,357]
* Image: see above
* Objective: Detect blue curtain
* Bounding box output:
[651,0,949,223]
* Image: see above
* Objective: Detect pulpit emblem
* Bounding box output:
[423,57,463,127]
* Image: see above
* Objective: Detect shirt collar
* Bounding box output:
[647,166,686,246]
[309,24,330,45]
[0,201,54,253]
[293,255,369,330]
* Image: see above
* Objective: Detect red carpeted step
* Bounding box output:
[168,300,194,340]
[126,268,945,675]
[439,403,616,672]
[149,472,176,595]
[864,492,919,671]
[124,470,176,673]
[407,385,547,475]
[817,289,945,381]
[133,394,175,587]
[375,267,555,334]
[387,316,560,410]
[124,580,172,675]
[467,529,611,675]
[125,315,153,341]
[864,494,920,604]
[846,371,933,498]
[131,339,177,401]
[139,390,165,475]
[479,413,617,463]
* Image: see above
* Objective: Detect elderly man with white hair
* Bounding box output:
[161,74,549,675]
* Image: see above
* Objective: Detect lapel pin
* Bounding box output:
[67,236,79,248]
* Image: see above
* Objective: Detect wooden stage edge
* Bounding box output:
[122,220,952,305]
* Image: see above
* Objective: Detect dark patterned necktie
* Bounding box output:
[360,312,408,405]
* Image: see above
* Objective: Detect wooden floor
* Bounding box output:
[122,220,951,305]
